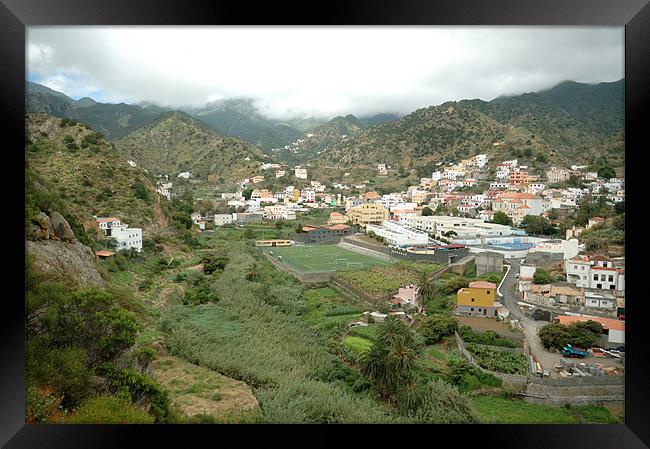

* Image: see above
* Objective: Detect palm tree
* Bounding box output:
[361,317,418,404]
[415,270,436,307]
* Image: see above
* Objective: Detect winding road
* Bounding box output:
[498,259,563,372]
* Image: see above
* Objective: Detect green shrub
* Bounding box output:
[419,314,458,344]
[68,396,155,424]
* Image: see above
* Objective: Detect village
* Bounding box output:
[95,150,625,400]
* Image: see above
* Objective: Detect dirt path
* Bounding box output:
[152,355,259,420]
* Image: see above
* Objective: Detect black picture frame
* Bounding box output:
[2,0,648,447]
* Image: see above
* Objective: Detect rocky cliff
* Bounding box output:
[26,211,104,288]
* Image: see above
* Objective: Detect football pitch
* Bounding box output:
[262,244,391,273]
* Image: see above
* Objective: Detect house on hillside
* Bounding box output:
[95,216,142,252]
[454,281,497,317]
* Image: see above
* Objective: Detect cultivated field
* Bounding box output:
[262,244,391,273]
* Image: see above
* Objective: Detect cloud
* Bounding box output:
[26,26,624,119]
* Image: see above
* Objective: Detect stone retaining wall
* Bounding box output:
[454,332,529,390]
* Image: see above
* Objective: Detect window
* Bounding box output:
[470,308,474,312]
[593,274,598,281]
[601,274,606,281]
[581,266,585,271]
[471,298,475,302]
[608,275,614,282]
[487,290,490,294]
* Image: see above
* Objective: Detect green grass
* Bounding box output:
[264,244,390,273]
[302,287,364,337]
[349,324,379,341]
[342,336,373,354]
[471,396,580,424]
[471,397,622,424]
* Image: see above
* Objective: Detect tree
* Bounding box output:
[521,215,556,236]
[172,212,193,230]
[359,317,418,404]
[134,181,149,202]
[421,207,433,216]
[539,321,603,350]
[598,166,616,180]
[532,268,554,285]
[415,271,436,304]
[418,314,458,344]
[492,211,512,226]
[242,188,254,200]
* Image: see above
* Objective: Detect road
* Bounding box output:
[498,259,563,373]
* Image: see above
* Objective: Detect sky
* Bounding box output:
[27,26,624,120]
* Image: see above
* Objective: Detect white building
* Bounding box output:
[96,217,142,252]
[366,220,429,247]
[475,154,488,168]
[156,182,172,200]
[295,167,308,179]
[177,172,192,179]
[584,290,616,310]
[214,214,234,226]
[565,255,625,291]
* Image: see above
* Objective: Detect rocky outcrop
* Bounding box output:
[26,240,104,288]
[30,212,55,240]
[50,211,76,242]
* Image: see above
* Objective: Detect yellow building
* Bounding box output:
[347,203,389,229]
[292,189,301,202]
[455,281,498,317]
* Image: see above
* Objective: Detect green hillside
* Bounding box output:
[114,111,267,182]
[311,79,624,179]
[26,113,167,233]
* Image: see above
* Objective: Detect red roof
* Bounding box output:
[469,281,497,289]
[302,226,319,232]
[327,224,350,231]
[95,250,115,257]
[96,217,119,223]
[557,315,625,332]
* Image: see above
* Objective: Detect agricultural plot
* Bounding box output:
[466,343,529,375]
[337,266,421,296]
[263,244,390,273]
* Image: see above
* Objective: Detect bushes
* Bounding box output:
[418,314,458,344]
[26,342,93,409]
[67,396,155,424]
[445,356,502,393]
[80,131,104,148]
[458,326,521,348]
[183,274,219,305]
[465,344,528,375]
[533,268,555,285]
[134,181,149,202]
[538,321,603,350]
[397,379,480,424]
